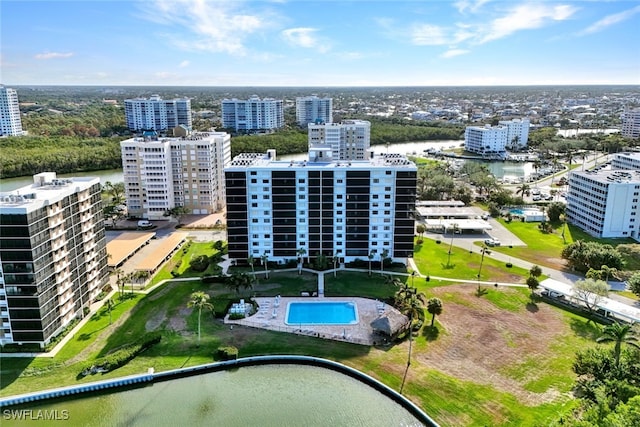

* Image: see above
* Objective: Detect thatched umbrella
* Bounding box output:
[370,310,409,337]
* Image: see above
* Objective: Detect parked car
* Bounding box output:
[532,195,541,201]
[484,238,501,247]
[137,220,153,229]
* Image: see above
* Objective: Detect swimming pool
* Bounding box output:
[510,208,524,215]
[286,302,358,325]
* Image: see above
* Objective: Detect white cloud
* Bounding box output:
[282,27,330,52]
[441,49,470,58]
[478,3,577,44]
[577,5,640,36]
[454,0,492,14]
[139,0,274,56]
[34,52,74,60]
[411,24,448,46]
[179,60,190,68]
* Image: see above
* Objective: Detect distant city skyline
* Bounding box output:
[2,0,639,87]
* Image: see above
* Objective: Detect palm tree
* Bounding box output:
[261,252,269,279]
[297,248,307,266]
[380,249,389,274]
[600,265,618,282]
[368,251,375,276]
[398,289,427,395]
[426,297,443,327]
[188,291,214,345]
[516,183,531,198]
[596,322,640,367]
[247,255,255,279]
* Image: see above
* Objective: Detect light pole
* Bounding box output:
[411,271,415,288]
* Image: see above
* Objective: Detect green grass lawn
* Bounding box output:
[0,241,611,427]
[491,219,639,271]
[149,241,223,286]
[413,238,529,283]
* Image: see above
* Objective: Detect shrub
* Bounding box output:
[79,332,162,376]
[228,313,245,320]
[216,346,238,361]
[189,255,210,272]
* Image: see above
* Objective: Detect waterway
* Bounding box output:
[2,365,425,427]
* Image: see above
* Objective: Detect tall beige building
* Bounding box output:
[308,120,371,160]
[121,131,231,220]
[622,108,640,139]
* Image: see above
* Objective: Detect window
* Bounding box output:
[253,234,258,238]
[372,211,378,215]
[385,187,391,191]
[263,195,269,199]
[264,211,269,215]
[299,195,306,200]
[251,179,257,184]
[265,234,270,238]
[299,210,305,215]
[252,203,258,207]
[263,187,269,191]
[263,179,269,183]
[384,210,390,215]
[337,211,342,215]
[299,234,305,238]
[373,179,379,183]
[298,179,305,183]
[384,202,391,207]
[252,218,258,223]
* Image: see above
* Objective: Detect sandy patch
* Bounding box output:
[418,285,567,405]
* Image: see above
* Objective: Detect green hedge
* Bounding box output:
[79,332,162,376]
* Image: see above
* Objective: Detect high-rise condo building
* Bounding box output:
[0,85,25,136]
[124,95,192,132]
[225,147,416,265]
[566,169,640,241]
[308,120,371,160]
[121,131,231,220]
[621,108,640,139]
[296,96,333,127]
[0,173,109,346]
[221,96,284,133]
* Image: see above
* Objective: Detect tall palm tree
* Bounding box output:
[596,322,640,367]
[380,249,389,274]
[426,297,443,327]
[188,291,214,345]
[261,252,269,279]
[368,251,375,276]
[398,289,427,395]
[247,255,255,279]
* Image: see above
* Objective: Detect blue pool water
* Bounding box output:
[510,209,524,215]
[286,302,358,325]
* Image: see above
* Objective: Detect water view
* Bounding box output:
[3,365,426,427]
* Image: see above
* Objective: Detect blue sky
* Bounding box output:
[2,0,639,86]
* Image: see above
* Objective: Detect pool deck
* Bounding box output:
[225,297,395,346]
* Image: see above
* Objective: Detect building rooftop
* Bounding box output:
[572,168,640,184]
[0,173,99,213]
[614,152,640,161]
[227,151,416,170]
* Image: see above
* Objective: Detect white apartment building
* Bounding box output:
[500,118,530,150]
[465,119,529,155]
[611,152,640,170]
[0,173,109,346]
[308,120,371,160]
[0,85,25,136]
[225,148,416,265]
[124,95,192,132]
[296,95,333,126]
[121,131,231,220]
[221,96,284,133]
[621,108,640,139]
[464,125,509,156]
[566,169,640,241]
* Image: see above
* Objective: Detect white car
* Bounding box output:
[484,238,501,247]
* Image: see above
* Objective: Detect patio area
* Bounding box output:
[224,296,403,346]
